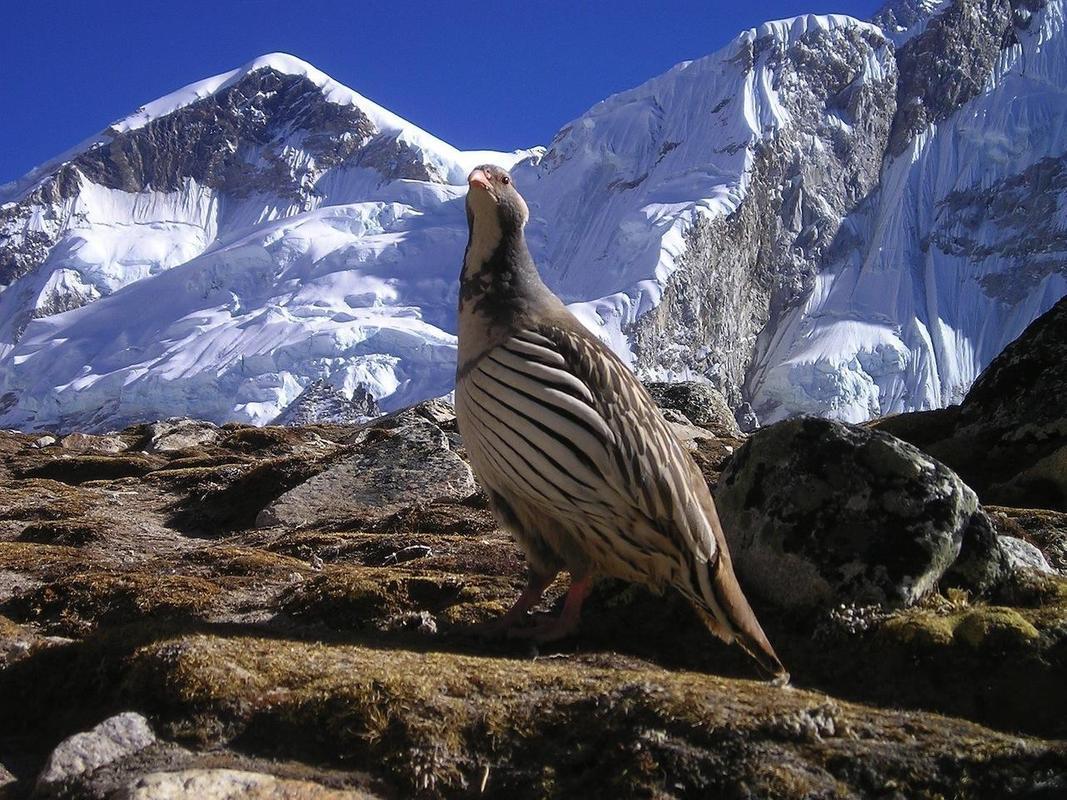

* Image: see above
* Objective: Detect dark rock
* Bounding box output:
[876,295,1067,510]
[659,408,693,426]
[644,381,741,437]
[716,417,1002,609]
[734,401,760,433]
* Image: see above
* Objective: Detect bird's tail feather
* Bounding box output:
[692,553,788,683]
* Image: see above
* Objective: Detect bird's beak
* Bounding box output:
[468,169,492,193]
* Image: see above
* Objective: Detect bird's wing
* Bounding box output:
[464,322,720,569]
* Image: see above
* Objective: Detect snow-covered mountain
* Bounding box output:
[1,1,1064,431]
[0,54,535,429]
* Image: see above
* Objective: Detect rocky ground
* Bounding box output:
[1,304,1066,798]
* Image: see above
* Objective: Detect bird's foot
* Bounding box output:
[507,574,591,643]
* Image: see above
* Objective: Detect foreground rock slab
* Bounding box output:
[121,634,1067,798]
[123,769,379,800]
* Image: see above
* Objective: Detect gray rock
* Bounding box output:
[716,417,1000,610]
[667,421,717,451]
[145,418,221,452]
[999,535,1058,576]
[258,419,476,528]
[366,398,456,432]
[122,768,378,799]
[645,382,741,437]
[60,432,127,453]
[36,712,156,795]
[660,408,694,426]
[31,435,57,449]
[0,763,14,789]
[272,380,380,426]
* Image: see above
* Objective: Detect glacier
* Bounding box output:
[747,0,1067,422]
[0,1,1064,431]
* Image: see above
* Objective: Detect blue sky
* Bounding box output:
[0,0,880,185]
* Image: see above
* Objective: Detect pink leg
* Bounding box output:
[465,570,558,637]
[509,574,592,643]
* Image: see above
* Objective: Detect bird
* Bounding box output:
[454,164,787,680]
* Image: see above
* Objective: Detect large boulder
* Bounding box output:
[257,419,476,529]
[716,418,1004,610]
[644,382,741,438]
[876,296,1067,511]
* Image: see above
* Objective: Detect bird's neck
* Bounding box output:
[458,216,559,367]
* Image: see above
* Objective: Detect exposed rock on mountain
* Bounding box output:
[748,0,1067,423]
[272,380,381,426]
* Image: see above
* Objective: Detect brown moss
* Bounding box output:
[5,571,223,634]
[168,455,329,533]
[0,478,92,521]
[179,546,310,578]
[17,518,107,546]
[282,566,510,631]
[219,426,329,455]
[953,607,1042,650]
[154,453,252,471]
[116,634,1067,799]
[20,453,161,484]
[0,541,86,575]
[0,612,24,639]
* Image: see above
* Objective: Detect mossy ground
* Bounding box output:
[0,422,1065,798]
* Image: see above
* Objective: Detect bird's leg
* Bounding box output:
[508,573,592,643]
[464,569,558,637]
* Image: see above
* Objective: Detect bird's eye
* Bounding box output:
[501,175,511,185]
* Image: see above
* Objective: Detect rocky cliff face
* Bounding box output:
[747,0,1067,422]
[625,20,896,406]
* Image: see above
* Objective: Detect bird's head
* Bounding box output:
[466,164,529,235]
